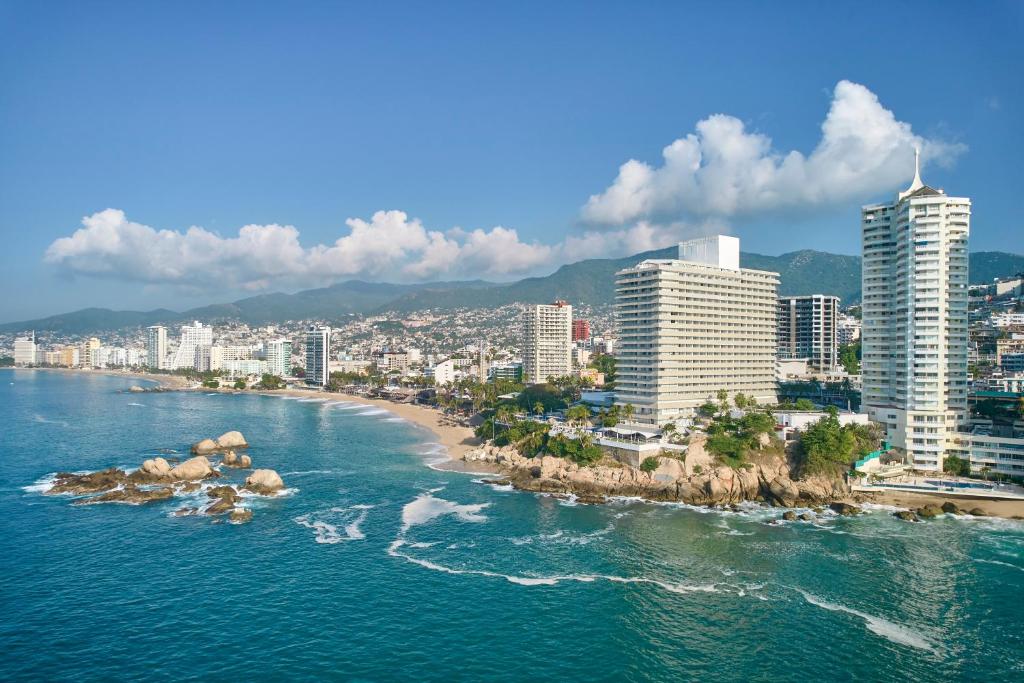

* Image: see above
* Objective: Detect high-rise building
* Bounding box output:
[861,151,970,472]
[14,333,37,366]
[79,337,101,368]
[615,235,779,426]
[146,326,168,369]
[305,326,331,387]
[777,295,839,371]
[170,321,213,370]
[267,339,292,377]
[523,301,572,384]
[572,319,591,342]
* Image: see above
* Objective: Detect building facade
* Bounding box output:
[571,319,591,342]
[861,152,970,471]
[305,326,331,387]
[615,235,779,426]
[777,295,839,371]
[170,321,213,370]
[14,333,37,366]
[146,326,167,369]
[523,301,572,384]
[266,339,292,377]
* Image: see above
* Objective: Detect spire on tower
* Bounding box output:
[899,146,925,200]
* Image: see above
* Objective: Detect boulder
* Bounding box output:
[176,481,201,493]
[968,507,986,517]
[129,385,145,393]
[238,454,252,468]
[74,485,173,505]
[191,438,218,455]
[893,510,919,522]
[141,457,171,477]
[48,468,126,495]
[229,508,253,524]
[243,469,285,495]
[223,451,238,466]
[206,497,236,515]
[941,501,962,515]
[169,456,213,481]
[916,504,943,519]
[174,507,198,517]
[829,502,862,516]
[798,513,814,522]
[216,431,248,449]
[782,511,797,521]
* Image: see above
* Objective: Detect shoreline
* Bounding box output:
[3,366,192,390]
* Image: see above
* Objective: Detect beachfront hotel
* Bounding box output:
[614,235,779,426]
[777,295,840,372]
[267,338,292,378]
[305,326,331,387]
[146,325,167,369]
[861,150,970,472]
[522,301,573,384]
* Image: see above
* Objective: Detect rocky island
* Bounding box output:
[43,431,287,523]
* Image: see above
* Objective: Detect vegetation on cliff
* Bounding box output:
[793,406,880,476]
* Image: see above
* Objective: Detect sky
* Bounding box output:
[1,0,1022,322]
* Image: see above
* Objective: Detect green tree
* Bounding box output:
[640,456,660,473]
[565,405,591,427]
[839,342,861,375]
[233,379,247,390]
[734,393,748,410]
[622,403,635,423]
[717,389,730,413]
[533,401,545,416]
[943,454,971,477]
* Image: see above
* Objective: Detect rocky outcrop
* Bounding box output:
[244,469,285,495]
[941,501,962,515]
[192,438,218,454]
[206,485,240,515]
[894,510,920,522]
[463,435,850,508]
[169,456,214,481]
[229,508,253,524]
[917,504,943,519]
[49,468,127,495]
[221,451,253,469]
[829,502,862,516]
[73,485,174,505]
[216,431,248,449]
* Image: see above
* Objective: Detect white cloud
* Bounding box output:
[44,209,557,289]
[581,80,967,225]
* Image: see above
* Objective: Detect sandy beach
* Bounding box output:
[852,490,1024,519]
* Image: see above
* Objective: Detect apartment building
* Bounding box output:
[305,326,331,387]
[777,295,839,371]
[266,339,292,377]
[861,151,970,472]
[523,301,572,384]
[146,326,167,369]
[615,235,779,426]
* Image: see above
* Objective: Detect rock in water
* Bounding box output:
[229,508,253,524]
[238,454,252,468]
[191,438,218,454]
[968,507,986,517]
[169,456,213,481]
[129,385,145,393]
[74,485,173,505]
[782,511,797,521]
[244,469,285,495]
[216,431,248,449]
[941,501,961,515]
[223,451,238,466]
[48,468,127,495]
[141,457,171,477]
[205,485,240,515]
[798,513,813,521]
[917,504,943,519]
[828,502,862,516]
[893,510,920,522]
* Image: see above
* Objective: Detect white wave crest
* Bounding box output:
[400,492,490,532]
[295,504,373,543]
[798,590,934,651]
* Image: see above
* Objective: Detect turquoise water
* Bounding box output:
[1,369,1022,682]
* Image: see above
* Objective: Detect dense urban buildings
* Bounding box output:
[146,325,167,369]
[615,235,779,426]
[777,295,839,371]
[861,152,970,472]
[13,333,37,366]
[522,301,572,384]
[305,326,331,387]
[170,321,212,370]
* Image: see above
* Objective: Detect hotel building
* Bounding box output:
[777,295,840,372]
[305,326,331,387]
[146,326,167,369]
[615,235,779,426]
[523,302,573,384]
[267,339,292,377]
[861,151,970,471]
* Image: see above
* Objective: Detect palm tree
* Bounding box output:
[533,401,545,417]
[566,405,590,428]
[622,403,635,423]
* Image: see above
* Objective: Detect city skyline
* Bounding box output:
[2,1,1022,321]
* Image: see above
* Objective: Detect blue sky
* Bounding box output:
[1,0,1021,321]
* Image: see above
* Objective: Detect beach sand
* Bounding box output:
[251,387,483,461]
[853,490,1024,519]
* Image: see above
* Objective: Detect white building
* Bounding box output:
[523,301,572,384]
[170,321,213,370]
[837,314,862,345]
[615,235,779,426]
[14,333,37,366]
[146,326,168,369]
[861,151,970,472]
[266,339,292,377]
[221,359,269,379]
[426,359,457,385]
[305,326,331,387]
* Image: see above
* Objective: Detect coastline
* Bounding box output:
[3,366,192,390]
[850,490,1024,519]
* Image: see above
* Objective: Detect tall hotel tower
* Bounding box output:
[523,301,573,384]
[305,326,331,388]
[146,325,167,369]
[861,151,970,471]
[615,235,779,426]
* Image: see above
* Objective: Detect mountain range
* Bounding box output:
[4,249,1022,335]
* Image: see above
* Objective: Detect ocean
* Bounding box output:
[1,369,1021,682]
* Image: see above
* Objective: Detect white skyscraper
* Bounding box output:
[305,327,331,387]
[146,326,168,369]
[267,339,292,377]
[523,302,572,384]
[14,332,37,366]
[861,151,970,472]
[615,235,779,426]
[170,321,213,370]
